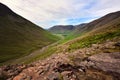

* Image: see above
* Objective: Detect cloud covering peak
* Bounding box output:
[0,0,120,28]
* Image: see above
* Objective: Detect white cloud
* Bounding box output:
[0,0,120,28]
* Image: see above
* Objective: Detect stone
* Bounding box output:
[25,76,32,80]
[47,72,59,80]
[38,70,44,75]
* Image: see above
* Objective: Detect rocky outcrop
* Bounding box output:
[88,52,120,80]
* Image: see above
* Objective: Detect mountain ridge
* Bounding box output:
[75,11,120,34]
[48,25,75,34]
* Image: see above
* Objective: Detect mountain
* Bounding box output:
[48,24,87,39]
[0,3,59,63]
[74,23,87,28]
[74,11,120,34]
[73,23,86,33]
[48,25,75,36]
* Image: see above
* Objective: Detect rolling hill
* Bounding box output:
[0,3,59,64]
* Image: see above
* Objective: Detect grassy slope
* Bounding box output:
[0,5,59,64]
[66,17,120,52]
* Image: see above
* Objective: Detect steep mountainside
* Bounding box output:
[73,23,86,34]
[74,23,86,29]
[74,11,120,34]
[0,3,59,63]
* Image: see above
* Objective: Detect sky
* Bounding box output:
[0,0,120,29]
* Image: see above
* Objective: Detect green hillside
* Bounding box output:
[0,3,59,64]
[64,11,120,52]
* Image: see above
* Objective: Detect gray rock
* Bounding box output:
[47,72,60,80]
[88,52,120,79]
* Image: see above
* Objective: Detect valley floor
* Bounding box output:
[0,38,120,80]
